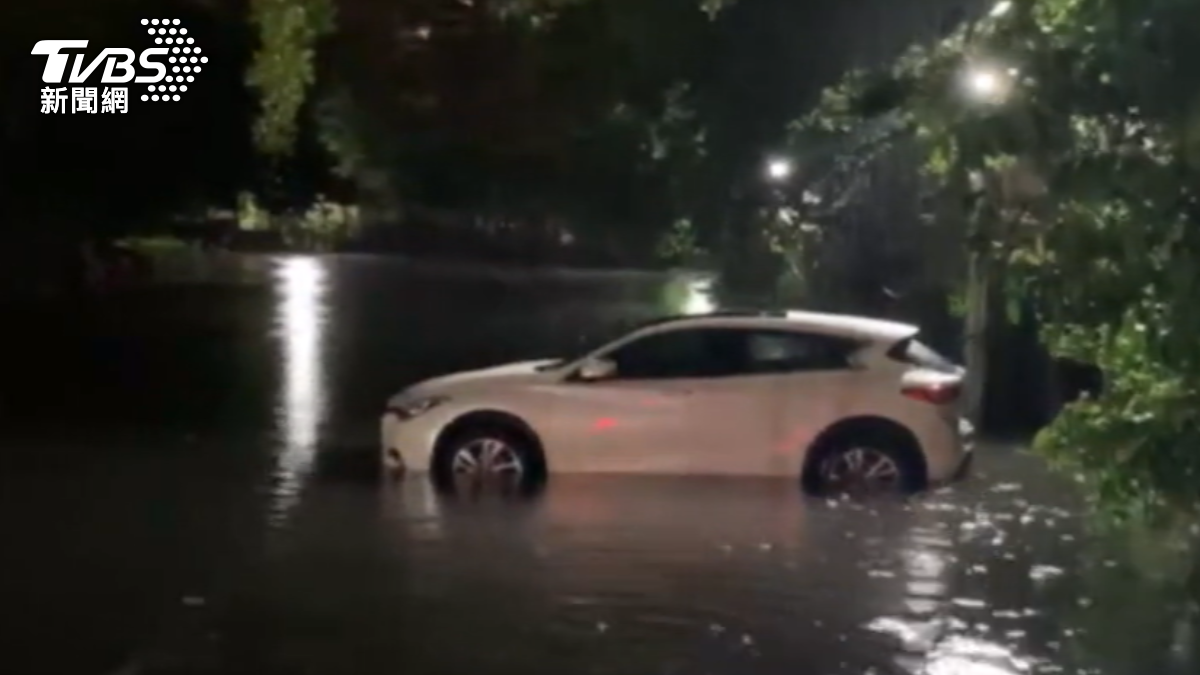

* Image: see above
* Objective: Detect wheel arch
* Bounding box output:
[433,409,548,474]
[800,415,927,492]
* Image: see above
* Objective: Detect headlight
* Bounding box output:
[386,395,449,421]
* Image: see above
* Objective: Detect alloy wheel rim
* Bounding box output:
[450,438,525,487]
[821,447,901,494]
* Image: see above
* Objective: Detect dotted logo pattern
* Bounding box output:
[139,19,207,102]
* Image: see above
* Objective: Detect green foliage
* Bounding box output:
[1037,313,1200,522]
[313,87,369,178]
[492,0,733,23]
[235,191,358,250]
[300,0,732,260]
[946,287,968,318]
[760,205,820,298]
[246,0,335,156]
[655,218,703,264]
[237,190,271,230]
[791,0,1200,521]
[294,194,361,250]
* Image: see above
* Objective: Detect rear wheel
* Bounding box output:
[805,432,924,496]
[431,425,544,496]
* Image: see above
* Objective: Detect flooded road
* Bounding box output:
[0,256,1194,675]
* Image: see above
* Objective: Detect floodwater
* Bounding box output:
[0,255,1195,675]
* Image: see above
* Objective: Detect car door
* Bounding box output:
[547,327,750,473]
[547,326,777,473]
[657,329,784,475]
[740,330,865,473]
[664,329,865,476]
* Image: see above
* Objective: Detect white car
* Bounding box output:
[381,310,973,494]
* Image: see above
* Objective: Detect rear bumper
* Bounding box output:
[920,416,975,488]
[940,418,975,485]
[927,446,973,490]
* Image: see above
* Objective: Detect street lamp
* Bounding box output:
[962,64,1015,103]
[765,157,793,182]
[967,67,1001,97]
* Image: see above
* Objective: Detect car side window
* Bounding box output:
[744,331,857,373]
[604,329,745,380]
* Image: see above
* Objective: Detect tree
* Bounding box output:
[246,0,335,157]
[247,0,729,159]
[287,0,733,262]
[792,0,1200,522]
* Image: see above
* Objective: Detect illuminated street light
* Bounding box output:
[962,64,1015,103]
[968,68,1001,97]
[765,157,793,182]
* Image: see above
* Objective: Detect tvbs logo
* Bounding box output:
[32,19,205,113]
[32,40,168,84]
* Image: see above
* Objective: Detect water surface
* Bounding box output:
[0,255,1193,675]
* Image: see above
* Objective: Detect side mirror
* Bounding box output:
[577,357,617,381]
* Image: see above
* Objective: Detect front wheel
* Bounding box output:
[431,426,544,496]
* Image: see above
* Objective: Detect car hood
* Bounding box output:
[396,359,563,400]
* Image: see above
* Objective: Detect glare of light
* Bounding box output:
[968,69,1000,96]
[925,636,1036,675]
[683,279,716,315]
[864,511,1041,675]
[989,0,1012,17]
[270,256,328,521]
[962,64,1014,103]
[765,157,793,182]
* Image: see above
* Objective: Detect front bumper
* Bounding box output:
[382,446,405,474]
[380,412,439,474]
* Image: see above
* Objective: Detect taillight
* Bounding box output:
[902,382,960,404]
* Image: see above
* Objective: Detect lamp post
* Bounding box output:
[954,59,1019,428]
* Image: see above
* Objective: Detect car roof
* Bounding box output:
[637,309,919,343]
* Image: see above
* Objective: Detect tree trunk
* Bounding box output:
[963,245,990,429]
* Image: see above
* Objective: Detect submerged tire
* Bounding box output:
[804,429,924,496]
[431,424,545,496]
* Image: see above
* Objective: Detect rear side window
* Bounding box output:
[744,331,858,373]
[887,337,959,373]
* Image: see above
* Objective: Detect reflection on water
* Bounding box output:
[270,256,329,520]
[188,467,1185,675]
[3,259,1197,675]
[867,505,1037,675]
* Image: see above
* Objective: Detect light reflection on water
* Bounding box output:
[269,256,329,521]
[14,259,1188,675]
[346,475,1101,675]
[866,505,1038,675]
